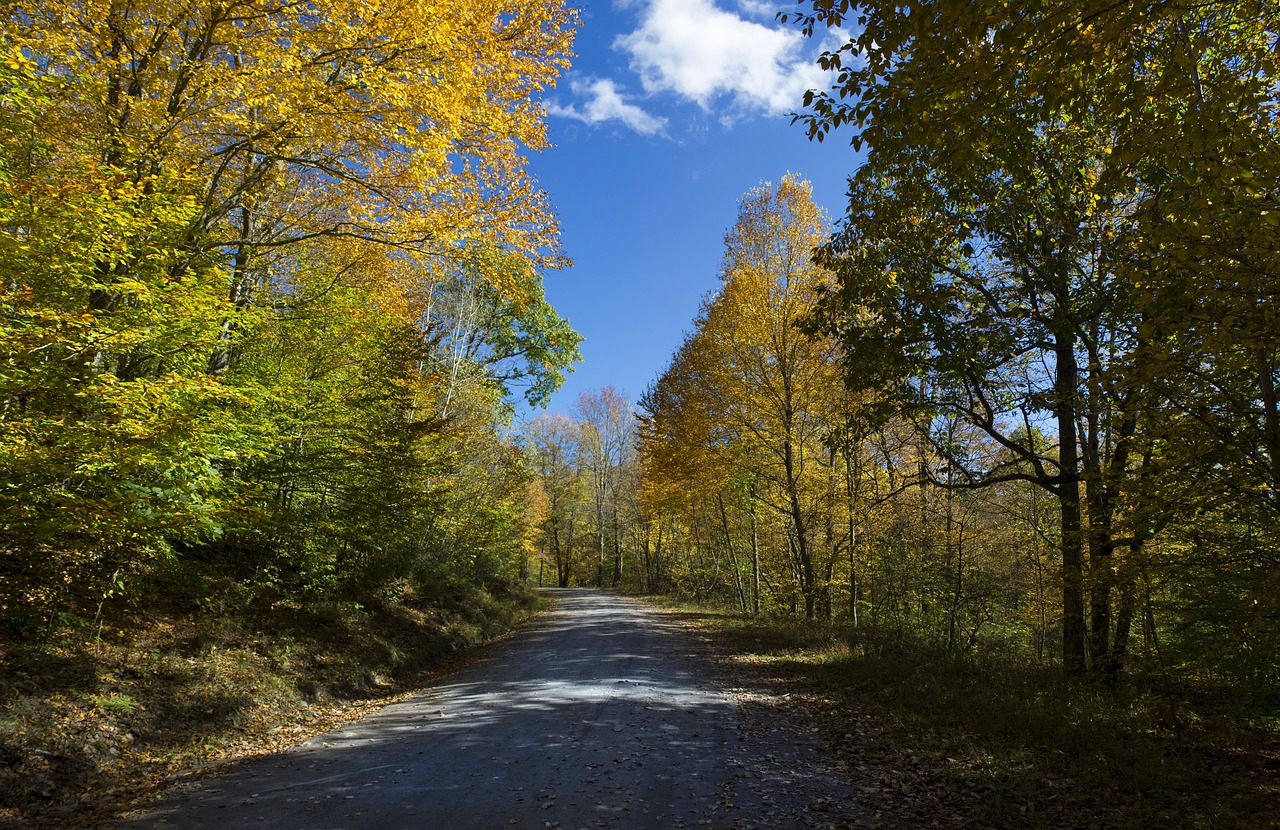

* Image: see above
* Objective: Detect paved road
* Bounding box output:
[117,590,859,829]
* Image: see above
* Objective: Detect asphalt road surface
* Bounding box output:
[117,590,860,829]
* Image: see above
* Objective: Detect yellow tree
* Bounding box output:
[709,176,841,618]
[642,175,844,618]
[639,328,753,608]
[6,0,576,373]
[1,0,578,610]
[7,0,578,368]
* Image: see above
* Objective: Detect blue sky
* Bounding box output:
[524,0,866,417]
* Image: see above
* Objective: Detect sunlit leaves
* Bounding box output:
[640,176,845,617]
[1,0,580,613]
[792,0,1280,681]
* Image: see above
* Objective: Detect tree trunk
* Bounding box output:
[784,440,816,619]
[1258,347,1280,497]
[654,519,665,593]
[1055,335,1088,677]
[718,493,748,613]
[846,435,860,626]
[209,202,255,374]
[946,485,961,653]
[1108,549,1138,683]
[612,506,623,587]
[750,499,761,616]
[597,498,606,589]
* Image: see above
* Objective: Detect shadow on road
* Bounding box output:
[118,591,850,830]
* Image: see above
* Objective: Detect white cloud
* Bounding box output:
[547,77,668,136]
[734,0,777,19]
[614,0,828,116]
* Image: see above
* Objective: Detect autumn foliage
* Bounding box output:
[619,0,1279,698]
[1,0,580,624]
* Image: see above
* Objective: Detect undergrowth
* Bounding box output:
[657,599,1280,830]
[0,578,545,829]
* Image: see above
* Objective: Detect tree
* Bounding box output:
[1,0,581,619]
[705,175,843,618]
[1,50,239,604]
[639,176,845,618]
[639,328,750,608]
[6,0,576,307]
[576,387,634,587]
[790,0,1280,679]
[426,249,583,412]
[524,413,588,588]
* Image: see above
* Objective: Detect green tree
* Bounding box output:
[790,0,1279,679]
[427,248,582,412]
[1,52,241,607]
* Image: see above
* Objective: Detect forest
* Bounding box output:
[1,0,584,819]
[2,0,581,622]
[2,0,1278,825]
[535,0,1279,697]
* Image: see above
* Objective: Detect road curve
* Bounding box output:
[116,590,858,829]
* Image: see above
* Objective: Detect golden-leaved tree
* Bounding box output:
[641,176,847,618]
[1,0,579,613]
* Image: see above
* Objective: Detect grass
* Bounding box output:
[0,580,546,829]
[654,599,1280,830]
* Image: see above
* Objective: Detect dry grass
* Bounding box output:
[0,582,546,829]
[654,600,1280,830]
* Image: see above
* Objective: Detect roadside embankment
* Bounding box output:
[1,581,547,829]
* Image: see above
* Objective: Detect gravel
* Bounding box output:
[115,590,863,829]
